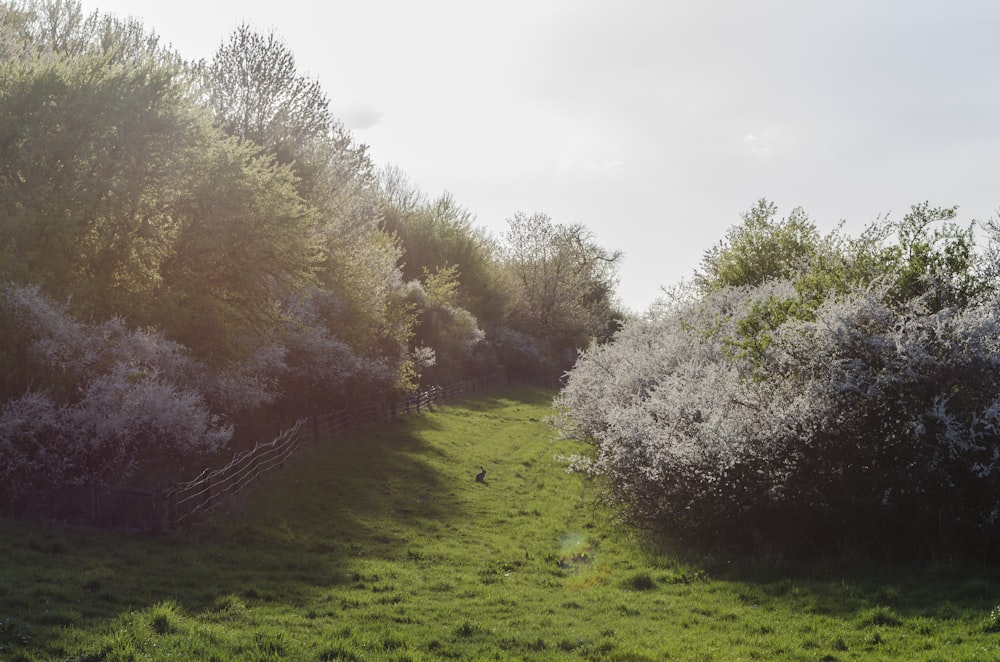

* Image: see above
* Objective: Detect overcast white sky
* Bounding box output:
[82,0,1000,312]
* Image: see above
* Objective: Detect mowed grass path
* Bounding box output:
[4,386,1000,660]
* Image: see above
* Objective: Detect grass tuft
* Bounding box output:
[624,571,656,591]
[857,606,904,628]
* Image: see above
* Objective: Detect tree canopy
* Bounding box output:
[0,0,624,502]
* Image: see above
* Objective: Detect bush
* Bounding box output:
[0,284,233,504]
[555,280,1000,557]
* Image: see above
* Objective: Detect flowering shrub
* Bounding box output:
[555,280,1000,556]
[278,288,400,406]
[0,284,233,502]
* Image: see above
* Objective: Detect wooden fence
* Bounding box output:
[57,375,503,534]
[163,418,308,531]
[162,375,501,531]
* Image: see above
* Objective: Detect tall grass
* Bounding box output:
[3,386,1000,660]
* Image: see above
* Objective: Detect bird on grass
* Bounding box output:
[475,466,487,483]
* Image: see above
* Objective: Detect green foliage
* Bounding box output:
[157,128,320,363]
[728,293,816,371]
[875,202,981,308]
[697,199,821,292]
[0,50,191,318]
[380,171,511,329]
[704,199,985,311]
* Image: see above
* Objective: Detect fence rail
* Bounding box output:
[164,418,308,529]
[43,375,504,533]
[161,375,501,531]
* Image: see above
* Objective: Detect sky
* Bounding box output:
[81,0,1000,313]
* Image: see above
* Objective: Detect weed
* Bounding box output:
[983,605,1000,633]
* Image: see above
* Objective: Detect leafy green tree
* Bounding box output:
[696,199,821,292]
[0,50,193,319]
[156,130,321,363]
[0,31,322,364]
[1,0,171,64]
[864,202,979,308]
[379,169,509,329]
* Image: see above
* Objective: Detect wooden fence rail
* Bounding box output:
[155,374,502,532]
[164,418,307,530]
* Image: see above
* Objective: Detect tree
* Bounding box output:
[696,199,822,292]
[202,21,378,213]
[869,202,979,308]
[155,129,321,363]
[204,24,330,164]
[501,212,622,374]
[0,40,321,360]
[0,0,172,64]
[0,48,194,319]
[379,170,509,329]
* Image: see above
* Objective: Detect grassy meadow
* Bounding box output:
[3,386,1000,660]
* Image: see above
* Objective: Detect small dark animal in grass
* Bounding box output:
[475,466,487,483]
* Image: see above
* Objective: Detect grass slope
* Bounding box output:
[4,386,1000,660]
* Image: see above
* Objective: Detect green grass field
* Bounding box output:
[4,386,1000,660]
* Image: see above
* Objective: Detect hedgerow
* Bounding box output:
[555,203,1000,558]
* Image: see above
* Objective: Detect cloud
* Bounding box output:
[743,133,770,155]
[583,159,623,173]
[334,103,383,130]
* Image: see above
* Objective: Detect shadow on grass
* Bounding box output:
[433,383,556,411]
[0,385,564,658]
[0,398,494,652]
[633,527,1000,627]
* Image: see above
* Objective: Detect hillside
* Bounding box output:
[3,386,1000,660]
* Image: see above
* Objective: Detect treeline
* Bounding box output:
[557,200,1000,559]
[0,1,622,504]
